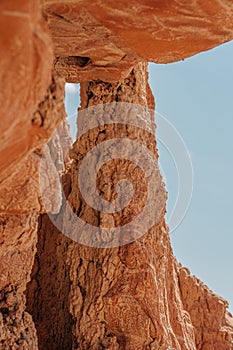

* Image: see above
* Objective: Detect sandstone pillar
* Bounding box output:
[66,63,197,349]
[27,63,198,349]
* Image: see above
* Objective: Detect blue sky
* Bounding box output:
[65,40,233,311]
[149,41,233,311]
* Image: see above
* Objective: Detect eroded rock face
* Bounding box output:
[0,0,53,182]
[1,1,233,349]
[43,0,233,82]
[0,2,60,348]
[0,213,38,349]
[0,27,67,348]
[26,212,74,350]
[0,74,67,349]
[178,267,233,350]
[27,63,233,350]
[0,72,67,215]
[27,63,196,349]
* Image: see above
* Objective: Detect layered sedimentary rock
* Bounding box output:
[1,0,233,349]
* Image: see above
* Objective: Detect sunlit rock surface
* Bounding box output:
[1,0,233,348]
[43,0,233,82]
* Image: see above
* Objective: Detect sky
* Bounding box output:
[65,40,233,312]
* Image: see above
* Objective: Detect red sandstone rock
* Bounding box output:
[27,63,194,349]
[0,0,53,182]
[178,266,233,349]
[0,74,67,215]
[0,1,55,347]
[1,1,233,349]
[43,0,233,82]
[26,63,233,349]
[0,78,67,349]
[0,1,70,346]
[0,213,38,349]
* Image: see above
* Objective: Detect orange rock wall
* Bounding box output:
[1,0,233,349]
[43,0,233,82]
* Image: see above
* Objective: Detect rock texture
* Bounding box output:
[1,1,233,349]
[0,213,38,349]
[26,63,233,350]
[0,71,66,349]
[27,63,192,349]
[0,0,53,182]
[0,3,67,342]
[43,0,233,82]
[26,212,74,350]
[0,72,66,212]
[179,267,233,350]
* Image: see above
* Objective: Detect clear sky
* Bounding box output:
[149,41,233,312]
[65,40,233,311]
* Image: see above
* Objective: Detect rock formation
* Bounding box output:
[1,0,233,349]
[43,0,233,82]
